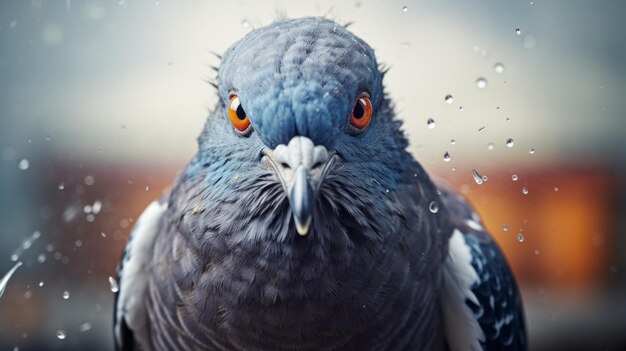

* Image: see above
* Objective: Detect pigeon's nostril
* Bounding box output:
[280,162,290,169]
[312,161,323,169]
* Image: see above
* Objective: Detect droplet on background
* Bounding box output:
[79,322,92,332]
[426,118,436,129]
[506,138,514,148]
[109,276,119,293]
[443,151,451,162]
[554,187,559,192]
[450,139,456,145]
[522,187,529,195]
[472,169,484,185]
[444,95,454,104]
[502,224,509,232]
[529,148,535,154]
[429,201,439,213]
[494,63,505,73]
[18,159,29,170]
[522,34,536,49]
[487,143,495,150]
[402,6,408,12]
[56,330,66,340]
[58,183,65,190]
[512,174,518,181]
[84,176,95,186]
[62,291,70,300]
[517,232,525,242]
[515,28,522,35]
[476,78,488,89]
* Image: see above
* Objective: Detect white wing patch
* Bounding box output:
[115,200,167,350]
[442,229,484,351]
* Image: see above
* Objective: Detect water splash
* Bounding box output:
[426,118,436,129]
[18,159,29,170]
[443,151,451,162]
[476,78,488,89]
[0,261,22,300]
[11,231,42,262]
[472,169,484,185]
[494,63,505,73]
[109,276,119,293]
[429,201,439,214]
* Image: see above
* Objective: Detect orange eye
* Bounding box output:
[349,96,372,130]
[227,95,251,132]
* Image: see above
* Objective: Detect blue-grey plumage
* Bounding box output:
[113,17,526,351]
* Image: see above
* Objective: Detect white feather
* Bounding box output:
[442,229,485,351]
[115,200,167,350]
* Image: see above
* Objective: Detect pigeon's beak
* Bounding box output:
[262,136,339,236]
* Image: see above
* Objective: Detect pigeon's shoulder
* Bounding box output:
[114,194,169,351]
[438,184,527,351]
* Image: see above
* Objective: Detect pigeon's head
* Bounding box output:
[196,17,412,240]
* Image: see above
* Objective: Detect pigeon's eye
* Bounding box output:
[227,95,251,132]
[349,96,372,130]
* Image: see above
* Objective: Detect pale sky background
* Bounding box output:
[1,0,625,172]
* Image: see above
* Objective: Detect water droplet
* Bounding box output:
[74,240,82,248]
[515,28,522,35]
[444,95,454,104]
[429,201,439,213]
[402,6,408,12]
[10,254,18,262]
[522,34,536,49]
[494,63,505,73]
[37,254,46,263]
[18,159,29,170]
[478,126,486,132]
[522,187,529,195]
[450,139,456,145]
[56,330,66,340]
[534,249,540,255]
[241,19,250,29]
[506,138,514,148]
[58,183,65,190]
[92,200,102,214]
[62,291,70,300]
[84,176,95,186]
[101,232,107,237]
[39,281,44,287]
[472,169,484,185]
[487,143,495,150]
[79,322,92,332]
[476,78,488,89]
[145,186,150,191]
[0,262,22,300]
[426,118,436,129]
[529,148,535,154]
[512,174,518,181]
[481,175,488,182]
[443,151,451,162]
[554,187,559,192]
[502,224,509,232]
[108,276,119,293]
[517,232,524,242]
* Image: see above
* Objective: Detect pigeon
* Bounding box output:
[113,17,526,351]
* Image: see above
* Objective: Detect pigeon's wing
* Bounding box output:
[439,185,527,351]
[114,197,168,351]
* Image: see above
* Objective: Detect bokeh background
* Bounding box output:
[1,0,625,350]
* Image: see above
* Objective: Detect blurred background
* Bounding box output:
[1,0,625,350]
